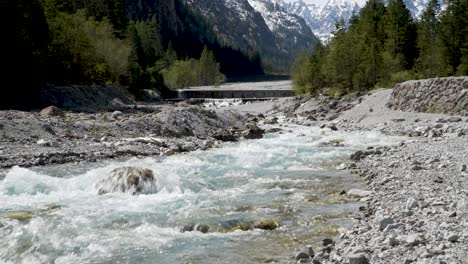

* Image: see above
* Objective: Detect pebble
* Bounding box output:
[348,253,369,264]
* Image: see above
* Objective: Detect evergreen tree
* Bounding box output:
[416,0,444,77]
[438,0,468,75]
[356,0,386,88]
[382,0,417,74]
[198,46,225,86]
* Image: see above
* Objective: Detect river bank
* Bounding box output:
[267,88,468,263]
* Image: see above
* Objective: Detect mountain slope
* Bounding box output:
[282,0,429,42]
[184,0,318,72]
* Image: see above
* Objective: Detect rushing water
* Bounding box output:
[0,124,403,264]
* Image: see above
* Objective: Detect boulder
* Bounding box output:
[94,167,157,195]
[240,123,264,139]
[40,106,65,117]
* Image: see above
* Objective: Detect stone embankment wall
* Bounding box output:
[387,77,468,115]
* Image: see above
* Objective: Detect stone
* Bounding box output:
[295,251,309,261]
[447,234,459,242]
[379,217,395,231]
[254,219,278,230]
[405,234,423,246]
[37,139,49,146]
[326,124,338,131]
[306,244,315,257]
[322,238,334,247]
[111,110,123,119]
[240,124,264,139]
[447,117,462,123]
[347,189,372,198]
[49,141,60,148]
[94,167,157,195]
[406,197,419,210]
[350,150,367,161]
[40,106,65,117]
[461,165,467,172]
[348,253,369,264]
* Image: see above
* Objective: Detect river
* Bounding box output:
[0,123,403,263]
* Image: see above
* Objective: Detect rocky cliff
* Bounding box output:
[387,77,468,115]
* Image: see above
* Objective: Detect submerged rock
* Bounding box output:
[94,167,157,195]
[255,219,279,230]
[5,211,33,221]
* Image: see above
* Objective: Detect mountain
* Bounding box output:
[281,0,429,42]
[183,0,319,72]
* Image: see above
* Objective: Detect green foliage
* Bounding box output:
[162,47,226,89]
[292,0,468,97]
[47,10,130,84]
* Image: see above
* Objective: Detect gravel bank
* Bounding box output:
[0,105,263,170]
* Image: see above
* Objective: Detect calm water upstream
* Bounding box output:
[0,124,403,263]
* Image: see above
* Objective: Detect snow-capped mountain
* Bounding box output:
[281,0,429,42]
[184,0,318,71]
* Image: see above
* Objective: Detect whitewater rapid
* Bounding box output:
[0,124,404,263]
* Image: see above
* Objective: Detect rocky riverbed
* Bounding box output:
[0,105,265,170]
[265,88,468,263]
[2,81,468,263]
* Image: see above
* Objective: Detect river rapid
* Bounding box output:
[0,124,404,263]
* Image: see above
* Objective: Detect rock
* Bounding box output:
[347,189,372,198]
[406,197,419,210]
[37,139,49,146]
[5,211,33,221]
[266,128,282,133]
[94,167,157,195]
[326,124,338,131]
[295,251,310,261]
[350,150,367,161]
[49,141,60,148]
[264,117,278,125]
[40,106,65,117]
[348,253,369,264]
[387,235,399,247]
[447,117,462,123]
[306,244,315,257]
[461,165,467,172]
[322,238,334,247]
[240,124,264,139]
[212,131,237,142]
[404,234,423,246]
[255,219,279,230]
[379,217,395,230]
[111,110,123,119]
[447,234,459,242]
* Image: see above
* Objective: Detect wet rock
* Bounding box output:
[347,189,372,198]
[306,244,315,257]
[322,238,334,247]
[255,219,278,230]
[240,123,264,139]
[295,251,310,261]
[40,106,65,117]
[350,150,367,161]
[94,167,157,195]
[5,211,34,221]
[212,131,237,142]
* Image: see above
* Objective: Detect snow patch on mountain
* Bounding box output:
[281,0,429,43]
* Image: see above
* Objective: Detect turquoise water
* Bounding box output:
[0,125,403,263]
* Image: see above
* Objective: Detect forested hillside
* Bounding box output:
[292,0,468,96]
[1,0,264,108]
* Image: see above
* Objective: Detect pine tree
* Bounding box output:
[416,0,444,77]
[382,0,417,74]
[355,0,386,88]
[438,0,468,75]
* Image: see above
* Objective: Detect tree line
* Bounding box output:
[1,0,263,109]
[292,0,468,96]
